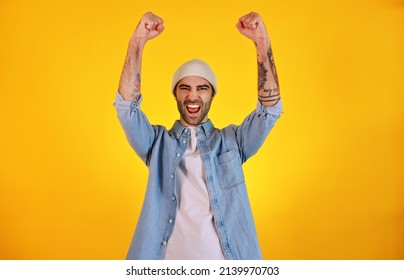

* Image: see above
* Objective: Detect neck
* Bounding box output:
[179,118,209,127]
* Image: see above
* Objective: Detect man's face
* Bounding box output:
[174,76,214,127]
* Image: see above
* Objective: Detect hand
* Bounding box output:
[133,12,164,43]
[236,12,269,45]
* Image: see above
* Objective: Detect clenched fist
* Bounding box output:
[133,12,164,42]
[236,12,269,45]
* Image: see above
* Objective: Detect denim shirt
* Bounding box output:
[114,92,283,260]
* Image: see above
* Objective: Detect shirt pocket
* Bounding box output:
[214,149,245,189]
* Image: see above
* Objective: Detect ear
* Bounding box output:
[173,83,178,98]
[209,83,216,98]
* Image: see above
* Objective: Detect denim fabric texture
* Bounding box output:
[114,92,282,259]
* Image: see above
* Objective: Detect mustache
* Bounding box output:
[184,99,203,106]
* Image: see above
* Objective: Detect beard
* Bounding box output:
[176,97,212,126]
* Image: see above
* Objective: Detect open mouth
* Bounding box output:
[186,104,201,114]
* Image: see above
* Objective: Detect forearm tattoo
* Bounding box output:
[257,48,280,105]
[267,49,279,87]
[131,73,140,100]
[258,62,268,91]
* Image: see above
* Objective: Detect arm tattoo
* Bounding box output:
[258,62,268,91]
[267,48,279,88]
[131,73,140,100]
[258,95,280,104]
[259,91,280,100]
[257,47,280,105]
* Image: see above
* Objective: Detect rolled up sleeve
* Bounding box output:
[114,92,156,165]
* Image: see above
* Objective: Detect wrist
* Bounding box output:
[129,35,146,52]
[255,39,271,62]
[255,36,270,49]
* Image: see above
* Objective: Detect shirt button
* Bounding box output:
[170,174,174,179]
[163,241,167,245]
[176,153,180,157]
[172,196,176,201]
[263,115,267,120]
[168,219,173,224]
[182,140,187,144]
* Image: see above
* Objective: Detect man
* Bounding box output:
[115,11,283,260]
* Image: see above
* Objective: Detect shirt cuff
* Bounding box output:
[256,98,284,116]
[113,91,143,111]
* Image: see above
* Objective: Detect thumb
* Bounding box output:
[147,23,164,39]
[156,23,164,34]
[236,21,243,32]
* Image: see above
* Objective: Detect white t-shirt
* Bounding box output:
[164,126,225,259]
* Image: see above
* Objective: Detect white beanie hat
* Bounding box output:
[172,59,217,94]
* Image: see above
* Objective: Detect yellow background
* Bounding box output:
[0,0,403,259]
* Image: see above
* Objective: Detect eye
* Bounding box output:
[179,86,191,91]
[197,86,209,91]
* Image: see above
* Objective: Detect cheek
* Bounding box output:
[175,92,186,102]
[202,94,213,104]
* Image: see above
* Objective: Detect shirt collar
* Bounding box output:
[170,119,215,140]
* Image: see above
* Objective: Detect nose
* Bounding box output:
[187,88,198,100]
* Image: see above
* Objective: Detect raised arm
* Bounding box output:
[236,12,280,107]
[118,12,164,101]
[115,12,164,164]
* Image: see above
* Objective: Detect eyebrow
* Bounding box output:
[178,84,191,89]
[178,84,210,89]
